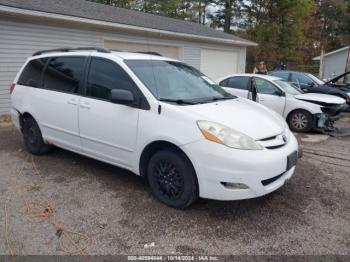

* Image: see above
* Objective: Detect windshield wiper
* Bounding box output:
[215,96,235,100]
[208,96,236,102]
[159,98,197,105]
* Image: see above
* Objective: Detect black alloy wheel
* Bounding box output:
[22,117,51,155]
[147,148,198,208]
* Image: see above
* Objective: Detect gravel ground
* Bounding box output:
[0,114,349,259]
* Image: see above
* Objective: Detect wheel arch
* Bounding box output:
[19,112,36,131]
[138,140,197,181]
[286,108,314,123]
[286,108,315,132]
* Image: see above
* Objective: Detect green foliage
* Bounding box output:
[207,0,245,32]
[314,0,348,51]
[240,0,313,65]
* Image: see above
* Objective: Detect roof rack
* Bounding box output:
[32,47,111,56]
[136,51,163,56]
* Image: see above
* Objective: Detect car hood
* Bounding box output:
[180,98,285,140]
[294,93,345,104]
[325,71,350,84]
[324,84,350,93]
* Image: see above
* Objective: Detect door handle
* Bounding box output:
[67,100,78,106]
[259,98,264,101]
[80,103,91,109]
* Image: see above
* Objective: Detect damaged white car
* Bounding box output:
[217,74,346,132]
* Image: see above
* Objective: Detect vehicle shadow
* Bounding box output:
[39,146,315,225]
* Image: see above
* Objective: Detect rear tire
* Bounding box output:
[288,110,313,133]
[22,117,51,155]
[147,148,198,208]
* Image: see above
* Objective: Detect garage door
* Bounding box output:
[104,40,180,60]
[200,49,239,80]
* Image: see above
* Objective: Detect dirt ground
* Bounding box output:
[0,114,349,260]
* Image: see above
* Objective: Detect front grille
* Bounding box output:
[257,133,287,150]
[321,103,345,116]
[259,135,277,141]
[261,172,285,186]
[265,144,285,149]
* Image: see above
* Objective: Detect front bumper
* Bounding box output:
[181,134,298,201]
[345,103,350,111]
[314,103,348,130]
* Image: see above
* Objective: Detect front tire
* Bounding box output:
[288,110,313,132]
[22,117,51,155]
[147,148,198,208]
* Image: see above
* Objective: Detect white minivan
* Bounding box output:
[11,47,298,208]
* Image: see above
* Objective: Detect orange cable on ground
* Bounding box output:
[4,154,92,261]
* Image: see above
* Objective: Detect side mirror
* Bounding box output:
[277,90,285,97]
[110,89,135,106]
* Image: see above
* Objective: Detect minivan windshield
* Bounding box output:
[125,60,234,104]
[274,80,303,95]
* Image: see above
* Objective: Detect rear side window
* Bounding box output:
[18,58,47,87]
[291,73,311,85]
[225,76,250,90]
[270,71,289,80]
[87,58,137,101]
[219,79,229,86]
[42,56,85,93]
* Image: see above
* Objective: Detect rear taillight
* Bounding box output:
[10,83,15,94]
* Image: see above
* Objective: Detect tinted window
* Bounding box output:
[254,78,281,95]
[219,79,229,86]
[270,71,289,80]
[43,56,85,93]
[274,80,302,95]
[226,76,250,90]
[291,73,312,85]
[87,58,137,100]
[18,58,48,87]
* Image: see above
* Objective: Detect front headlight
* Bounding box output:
[197,120,263,150]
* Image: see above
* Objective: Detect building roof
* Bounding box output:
[313,46,350,60]
[0,0,257,46]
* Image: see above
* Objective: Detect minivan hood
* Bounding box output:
[180,98,285,140]
[294,93,345,104]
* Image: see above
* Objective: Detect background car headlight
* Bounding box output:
[197,120,263,150]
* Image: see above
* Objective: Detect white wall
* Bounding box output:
[0,18,247,115]
[321,49,349,80]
